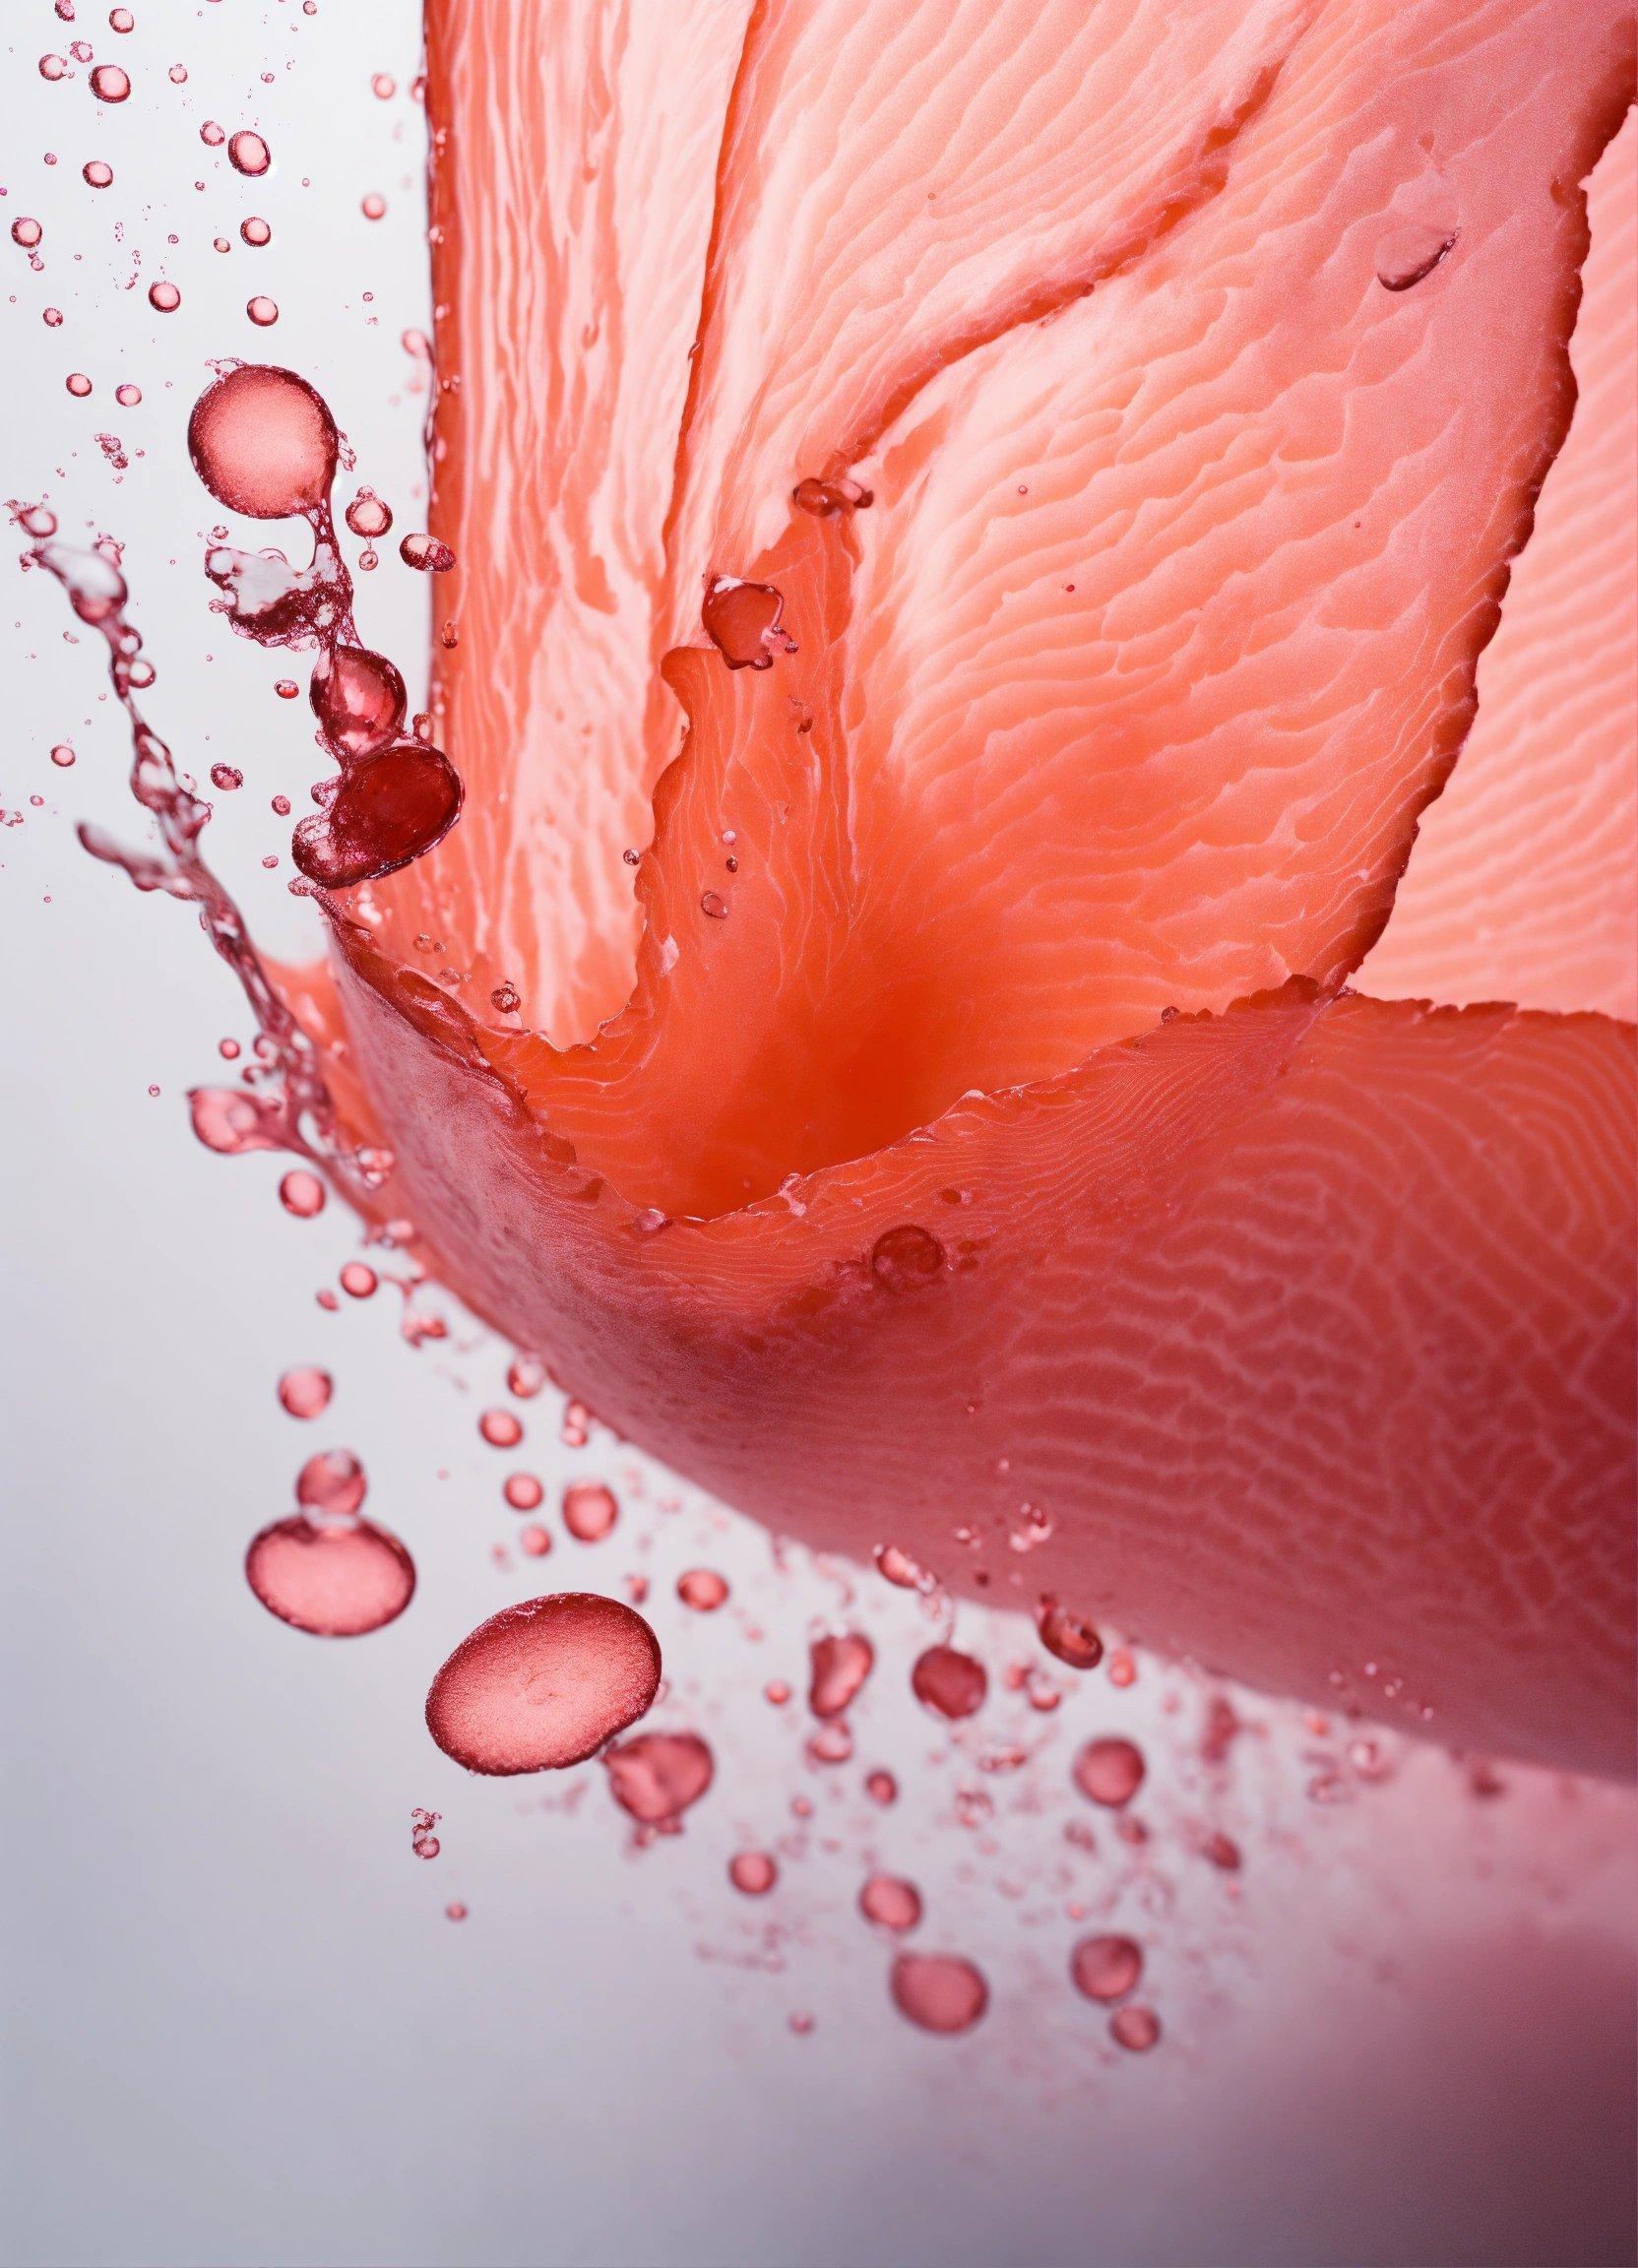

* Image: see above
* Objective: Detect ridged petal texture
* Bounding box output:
[307,0,1636,1773]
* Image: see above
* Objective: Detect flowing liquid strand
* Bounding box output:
[889,1953,988,2036]
[425,1593,662,1775]
[808,1630,875,1719]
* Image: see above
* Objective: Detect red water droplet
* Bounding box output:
[869,1224,945,1292]
[426,1592,662,1777]
[83,159,113,186]
[148,281,180,313]
[478,1407,522,1449]
[399,531,455,573]
[859,1873,921,1932]
[11,218,43,250]
[873,1543,928,1590]
[791,474,872,516]
[506,1354,546,1398]
[728,1851,778,1896]
[788,2010,815,2037]
[519,1524,552,1557]
[188,364,338,520]
[339,1260,377,1298]
[764,1679,791,1706]
[66,373,93,399]
[49,742,76,767]
[603,1730,714,1826]
[1072,1736,1146,1808]
[89,62,129,100]
[279,1166,326,1218]
[445,1901,468,1922]
[864,1768,898,1806]
[410,1804,440,1858]
[245,1511,413,1636]
[702,577,789,670]
[677,1567,728,1611]
[371,72,396,99]
[278,1364,333,1419]
[1069,1933,1143,2003]
[911,1644,987,1721]
[699,889,729,920]
[188,1084,283,1154]
[246,296,280,329]
[1201,1829,1242,1872]
[295,1448,366,1519]
[1107,1649,1137,1689]
[490,979,521,1015]
[890,1953,988,2036]
[345,486,392,538]
[806,1721,853,1765]
[210,763,242,790]
[808,1630,874,1719]
[1375,222,1458,293]
[1037,1597,1103,1671]
[240,217,271,248]
[200,119,224,146]
[361,192,387,220]
[291,740,463,888]
[562,1480,618,1543]
[502,1472,542,1512]
[309,643,407,760]
[228,129,271,176]
[109,8,135,31]
[1110,2005,1161,2052]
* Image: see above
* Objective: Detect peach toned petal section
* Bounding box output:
[1362,107,1637,1018]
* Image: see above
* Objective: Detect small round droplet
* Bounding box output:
[507,1354,546,1398]
[11,218,43,250]
[490,979,521,1015]
[246,295,280,329]
[114,382,141,407]
[241,217,271,248]
[340,1260,377,1299]
[890,1953,987,2036]
[562,1480,618,1543]
[227,129,271,176]
[519,1524,552,1557]
[502,1472,543,1512]
[1072,1735,1146,1808]
[859,1873,921,1932]
[426,1592,662,1775]
[1109,2004,1161,2052]
[295,1448,366,1519]
[869,1224,944,1293]
[677,1567,728,1611]
[911,1644,987,1721]
[445,1901,468,1922]
[702,577,788,670]
[1037,1597,1102,1671]
[864,1768,898,1806]
[346,486,392,538]
[603,1730,714,1825]
[1070,1933,1143,2003]
[728,1851,778,1896]
[279,1167,326,1218]
[245,1512,413,1636]
[89,62,130,100]
[83,159,113,187]
[188,364,338,520]
[808,1630,873,1719]
[361,192,387,220]
[66,373,93,399]
[400,531,455,573]
[310,644,407,760]
[278,1364,333,1419]
[478,1407,523,1449]
[148,281,180,313]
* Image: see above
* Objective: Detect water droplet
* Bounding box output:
[890,1953,987,2036]
[791,474,872,516]
[11,218,43,250]
[911,1644,987,1721]
[188,1084,283,1154]
[677,1567,728,1611]
[291,740,463,888]
[400,531,455,573]
[188,365,338,520]
[701,577,791,669]
[228,129,271,177]
[562,1480,618,1543]
[869,1224,944,1292]
[1037,1597,1102,1671]
[502,1472,542,1512]
[603,1730,714,1826]
[489,979,520,1015]
[1109,2005,1161,2052]
[808,1630,873,1719]
[241,216,271,248]
[806,1721,853,1765]
[147,280,180,313]
[83,159,113,187]
[519,1524,552,1557]
[210,763,242,791]
[1201,1829,1241,1872]
[426,1592,662,1775]
[278,1364,332,1419]
[295,1448,366,1519]
[1069,1933,1143,2003]
[444,1901,468,1922]
[1072,1735,1146,1808]
[507,1354,546,1398]
[339,1260,377,1298]
[89,62,130,100]
[728,1850,778,1896]
[477,1407,522,1449]
[246,295,280,329]
[699,889,729,920]
[859,1873,921,1932]
[279,1166,326,1218]
[1375,221,1458,292]
[372,72,396,99]
[66,372,93,399]
[309,643,407,760]
[245,1511,413,1636]
[788,2010,815,2037]
[49,742,76,768]
[361,192,387,221]
[864,1768,898,1806]
[873,1543,929,1590]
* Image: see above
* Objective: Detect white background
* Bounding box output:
[2,7,1633,2265]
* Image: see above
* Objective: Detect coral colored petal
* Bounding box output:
[1362,110,1638,1019]
[332,946,1636,1779]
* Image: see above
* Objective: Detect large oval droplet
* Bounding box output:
[245,1512,414,1636]
[911,1643,987,1720]
[291,741,463,889]
[889,1952,988,2036]
[187,364,339,520]
[1069,1932,1143,2003]
[310,643,407,760]
[1072,1734,1147,1807]
[425,1592,661,1776]
[1375,221,1458,292]
[701,577,789,670]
